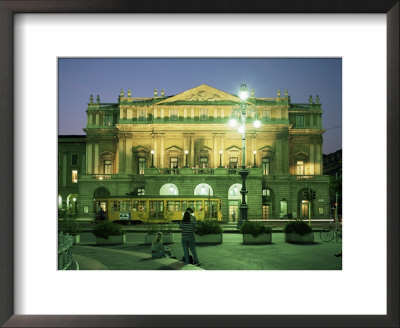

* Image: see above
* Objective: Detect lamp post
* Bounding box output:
[219,150,223,168]
[230,83,261,229]
[184,150,189,167]
[150,150,155,168]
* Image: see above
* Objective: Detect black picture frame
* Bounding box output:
[0,1,398,327]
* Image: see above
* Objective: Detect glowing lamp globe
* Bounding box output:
[253,120,261,128]
[229,118,238,127]
[239,83,249,101]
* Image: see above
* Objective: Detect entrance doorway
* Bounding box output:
[228,200,239,222]
[301,200,310,219]
[262,204,271,219]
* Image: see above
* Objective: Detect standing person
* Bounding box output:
[99,207,106,221]
[232,211,236,222]
[184,207,197,223]
[151,232,175,258]
[180,211,200,266]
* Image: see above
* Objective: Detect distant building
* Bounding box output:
[58,135,86,216]
[58,84,331,222]
[323,149,342,217]
[323,149,342,177]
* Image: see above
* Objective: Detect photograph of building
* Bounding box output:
[57,58,342,270]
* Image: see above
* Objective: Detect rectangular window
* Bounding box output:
[279,200,288,218]
[71,154,78,166]
[138,109,146,122]
[104,160,112,174]
[200,157,208,168]
[200,108,208,121]
[72,170,78,183]
[138,157,146,174]
[104,114,113,126]
[262,109,270,120]
[262,158,270,175]
[296,160,304,175]
[169,109,178,121]
[229,157,238,173]
[296,115,304,127]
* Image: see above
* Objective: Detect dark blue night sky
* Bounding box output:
[58,58,342,154]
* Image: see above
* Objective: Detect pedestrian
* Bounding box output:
[183,207,197,223]
[232,211,236,222]
[180,211,200,266]
[99,207,106,221]
[151,232,175,258]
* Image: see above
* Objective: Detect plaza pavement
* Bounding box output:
[72,231,342,270]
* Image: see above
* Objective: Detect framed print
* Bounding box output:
[1,1,398,327]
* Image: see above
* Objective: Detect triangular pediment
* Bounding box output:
[155,84,243,105]
[294,151,309,159]
[132,145,150,153]
[165,145,183,152]
[226,145,242,152]
[259,145,275,153]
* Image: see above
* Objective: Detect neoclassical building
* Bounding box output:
[72,84,330,222]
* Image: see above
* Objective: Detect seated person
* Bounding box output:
[151,232,175,258]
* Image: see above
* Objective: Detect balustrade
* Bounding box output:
[58,232,74,270]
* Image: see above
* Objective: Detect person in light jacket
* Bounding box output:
[151,232,175,258]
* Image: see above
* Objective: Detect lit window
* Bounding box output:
[262,158,270,175]
[170,109,178,121]
[104,160,112,174]
[138,109,146,122]
[279,200,288,218]
[262,188,271,197]
[296,160,304,175]
[138,157,146,174]
[200,108,208,121]
[72,170,78,183]
[200,157,208,168]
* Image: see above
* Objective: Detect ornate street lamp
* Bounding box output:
[230,83,261,229]
[219,150,223,168]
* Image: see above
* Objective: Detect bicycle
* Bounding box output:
[320,221,342,242]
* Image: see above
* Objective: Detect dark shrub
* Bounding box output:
[59,218,80,236]
[283,219,312,236]
[240,221,272,237]
[196,220,222,236]
[93,221,125,239]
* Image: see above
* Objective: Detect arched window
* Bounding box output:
[159,183,179,195]
[194,183,213,196]
[93,187,111,197]
[228,183,242,198]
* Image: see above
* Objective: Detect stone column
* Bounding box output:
[94,142,99,174]
[309,142,315,175]
[316,142,322,175]
[220,134,225,166]
[87,140,93,174]
[118,134,126,173]
[160,134,165,168]
[190,134,195,167]
[212,133,218,167]
[95,113,99,126]
[125,135,132,173]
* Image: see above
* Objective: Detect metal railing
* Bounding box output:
[58,232,74,270]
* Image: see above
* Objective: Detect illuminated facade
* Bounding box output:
[71,84,330,222]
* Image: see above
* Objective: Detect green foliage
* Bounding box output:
[93,221,125,239]
[59,218,80,236]
[240,221,271,237]
[284,219,312,236]
[195,220,222,236]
